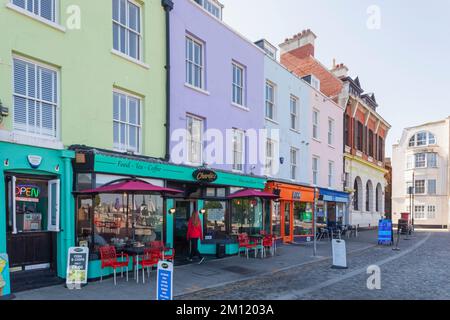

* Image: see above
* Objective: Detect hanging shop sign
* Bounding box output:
[192,169,218,183]
[15,185,40,203]
[66,247,89,288]
[27,155,42,169]
[0,254,11,297]
[156,260,173,300]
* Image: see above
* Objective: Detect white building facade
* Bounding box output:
[392,118,450,229]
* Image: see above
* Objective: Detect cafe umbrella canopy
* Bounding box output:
[80,178,183,243]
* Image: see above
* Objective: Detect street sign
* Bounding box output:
[331,239,347,269]
[156,260,173,300]
[66,247,89,288]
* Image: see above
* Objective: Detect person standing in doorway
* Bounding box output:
[187,211,205,264]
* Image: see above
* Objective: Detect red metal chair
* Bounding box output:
[262,234,275,258]
[150,241,164,249]
[99,246,129,285]
[238,233,258,259]
[137,248,161,284]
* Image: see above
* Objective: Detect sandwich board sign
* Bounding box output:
[156,260,173,300]
[0,253,11,297]
[331,239,348,269]
[66,247,89,289]
[378,219,393,245]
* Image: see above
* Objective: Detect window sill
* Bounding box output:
[113,148,142,156]
[184,83,210,96]
[265,118,279,125]
[328,144,335,149]
[290,129,301,134]
[6,3,66,32]
[111,49,150,69]
[0,129,63,150]
[312,138,321,143]
[231,102,249,112]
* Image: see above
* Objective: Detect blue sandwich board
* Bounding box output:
[378,219,393,245]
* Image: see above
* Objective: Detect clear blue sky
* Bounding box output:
[220,0,450,156]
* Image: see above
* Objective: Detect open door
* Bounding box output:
[8,176,17,234]
[47,179,60,232]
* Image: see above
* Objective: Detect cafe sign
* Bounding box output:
[66,247,89,289]
[192,169,218,183]
[15,185,40,203]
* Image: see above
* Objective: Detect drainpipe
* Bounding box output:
[162,0,174,161]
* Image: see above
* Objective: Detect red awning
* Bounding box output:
[80,180,182,195]
[227,189,279,199]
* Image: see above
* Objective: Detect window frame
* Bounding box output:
[113,89,143,154]
[12,55,60,140]
[265,81,276,121]
[328,117,334,146]
[414,180,425,194]
[427,205,436,219]
[232,128,245,172]
[265,138,275,176]
[312,109,320,140]
[328,161,334,188]
[312,156,319,186]
[427,179,437,195]
[185,35,205,90]
[186,114,204,165]
[10,0,58,24]
[290,147,298,180]
[112,0,143,61]
[232,62,245,107]
[290,95,299,131]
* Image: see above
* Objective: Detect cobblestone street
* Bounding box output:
[178,231,450,300]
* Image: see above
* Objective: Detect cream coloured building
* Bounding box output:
[392,118,450,229]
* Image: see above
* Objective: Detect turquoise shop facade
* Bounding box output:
[0,141,74,297]
[71,146,267,279]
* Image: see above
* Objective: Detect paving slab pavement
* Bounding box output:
[13,230,380,300]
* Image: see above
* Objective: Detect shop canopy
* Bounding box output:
[227,189,279,199]
[80,179,183,195]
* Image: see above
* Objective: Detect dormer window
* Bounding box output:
[194,0,222,20]
[310,75,321,91]
[409,131,436,147]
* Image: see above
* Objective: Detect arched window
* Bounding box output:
[376,183,383,213]
[366,180,373,212]
[409,131,436,147]
[353,180,359,211]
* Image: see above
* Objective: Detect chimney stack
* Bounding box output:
[330,63,349,79]
[279,29,317,58]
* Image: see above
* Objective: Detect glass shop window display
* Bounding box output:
[13,179,50,232]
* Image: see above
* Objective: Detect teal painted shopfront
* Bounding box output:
[0,141,74,296]
[71,146,267,280]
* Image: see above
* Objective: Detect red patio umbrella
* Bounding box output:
[227,189,279,199]
[81,179,182,243]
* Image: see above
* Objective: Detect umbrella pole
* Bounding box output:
[132,193,135,241]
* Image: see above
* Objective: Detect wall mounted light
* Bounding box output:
[200,209,206,214]
[169,208,176,214]
[4,159,9,167]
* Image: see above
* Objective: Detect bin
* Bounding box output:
[216,243,226,259]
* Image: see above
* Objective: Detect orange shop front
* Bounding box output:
[265,181,316,243]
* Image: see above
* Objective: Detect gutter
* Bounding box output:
[161,0,174,161]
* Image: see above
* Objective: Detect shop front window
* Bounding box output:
[293,202,313,236]
[231,198,262,235]
[7,176,60,233]
[203,201,227,239]
[316,204,326,226]
[271,202,281,237]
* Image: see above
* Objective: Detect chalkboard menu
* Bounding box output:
[66,247,89,287]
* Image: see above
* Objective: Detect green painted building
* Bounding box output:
[0,0,168,296]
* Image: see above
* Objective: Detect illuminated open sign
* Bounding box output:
[15,185,40,203]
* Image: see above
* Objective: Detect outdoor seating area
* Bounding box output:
[237,232,276,259]
[316,224,359,241]
[99,240,175,285]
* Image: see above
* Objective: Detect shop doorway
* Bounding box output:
[282,202,293,243]
[5,175,61,292]
[173,200,196,261]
